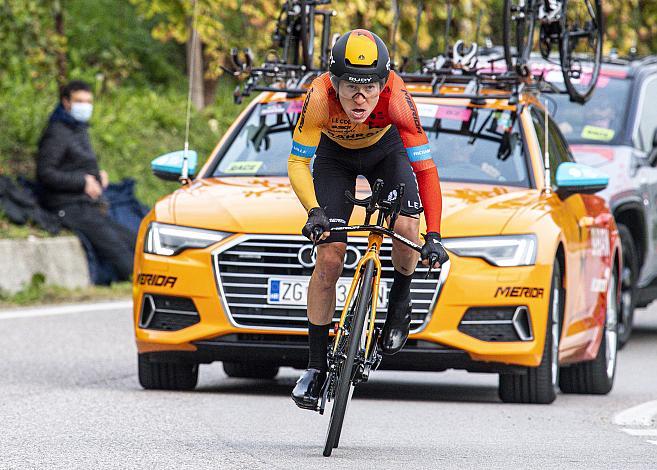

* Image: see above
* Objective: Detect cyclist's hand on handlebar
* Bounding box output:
[302,207,331,242]
[421,232,449,269]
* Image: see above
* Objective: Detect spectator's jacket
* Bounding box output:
[36,105,101,209]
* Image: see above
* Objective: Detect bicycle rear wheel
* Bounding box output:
[503,0,537,71]
[323,260,374,457]
[559,0,603,103]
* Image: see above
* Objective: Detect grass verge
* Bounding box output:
[0,274,132,308]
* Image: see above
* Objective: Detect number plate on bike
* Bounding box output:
[267,276,388,309]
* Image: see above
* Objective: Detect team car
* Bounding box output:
[133,74,621,404]
[545,56,657,346]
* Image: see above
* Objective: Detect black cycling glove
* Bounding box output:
[421,232,449,267]
[302,207,330,241]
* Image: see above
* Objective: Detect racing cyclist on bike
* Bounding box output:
[288,29,449,410]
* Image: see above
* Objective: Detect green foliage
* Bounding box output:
[66,0,184,87]
[0,276,132,306]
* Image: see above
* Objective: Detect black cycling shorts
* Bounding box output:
[313,126,421,244]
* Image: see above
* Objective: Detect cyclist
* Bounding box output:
[288,29,449,410]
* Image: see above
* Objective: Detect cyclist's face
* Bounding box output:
[337,81,381,123]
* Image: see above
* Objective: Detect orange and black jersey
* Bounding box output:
[287,71,442,233]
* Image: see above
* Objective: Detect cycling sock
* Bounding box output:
[388,269,413,307]
[307,321,330,371]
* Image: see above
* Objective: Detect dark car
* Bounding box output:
[549,56,657,345]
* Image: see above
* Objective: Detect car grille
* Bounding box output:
[458,306,532,342]
[212,234,447,332]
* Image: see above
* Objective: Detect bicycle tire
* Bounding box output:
[323,260,375,457]
[503,0,537,71]
[559,0,603,103]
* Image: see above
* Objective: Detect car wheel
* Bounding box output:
[617,224,637,348]
[223,362,279,379]
[138,354,199,391]
[498,261,562,404]
[559,264,618,394]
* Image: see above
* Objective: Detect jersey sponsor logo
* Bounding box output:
[406,144,432,162]
[494,286,544,298]
[291,141,316,158]
[298,87,313,133]
[401,89,423,135]
[137,273,177,288]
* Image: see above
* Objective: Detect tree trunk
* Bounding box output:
[390,0,401,64]
[53,0,67,86]
[186,2,204,111]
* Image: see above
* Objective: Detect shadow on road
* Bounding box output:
[196,374,500,404]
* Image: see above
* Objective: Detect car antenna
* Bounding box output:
[543,99,551,195]
[180,0,200,185]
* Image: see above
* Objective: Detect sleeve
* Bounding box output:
[36,124,87,192]
[287,80,329,212]
[387,74,442,234]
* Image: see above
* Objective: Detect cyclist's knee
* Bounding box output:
[314,243,346,285]
[394,216,420,243]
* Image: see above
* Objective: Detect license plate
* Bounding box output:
[267,276,388,309]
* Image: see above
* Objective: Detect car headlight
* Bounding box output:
[144,222,230,256]
[443,235,537,267]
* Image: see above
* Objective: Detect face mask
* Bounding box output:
[70,102,93,123]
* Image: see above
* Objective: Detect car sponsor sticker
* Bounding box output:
[260,102,289,115]
[287,99,304,115]
[416,103,439,118]
[137,273,177,288]
[437,105,472,122]
[581,125,615,142]
[590,227,611,257]
[495,286,544,298]
[224,161,263,174]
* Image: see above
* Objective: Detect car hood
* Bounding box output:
[154,177,538,237]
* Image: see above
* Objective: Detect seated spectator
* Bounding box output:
[37,80,135,281]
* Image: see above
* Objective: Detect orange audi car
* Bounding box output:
[133,79,620,404]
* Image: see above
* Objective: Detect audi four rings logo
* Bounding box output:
[297,244,361,269]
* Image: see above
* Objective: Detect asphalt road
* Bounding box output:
[1,301,656,470]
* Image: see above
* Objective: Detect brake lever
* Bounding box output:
[311,225,323,258]
[424,254,439,280]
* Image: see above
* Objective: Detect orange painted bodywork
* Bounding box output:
[133,85,620,369]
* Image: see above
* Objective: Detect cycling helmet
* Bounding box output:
[329,29,390,89]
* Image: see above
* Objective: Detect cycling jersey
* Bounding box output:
[287,71,442,233]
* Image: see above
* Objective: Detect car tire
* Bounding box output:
[559,264,619,395]
[138,354,199,391]
[498,261,562,404]
[617,224,637,348]
[223,362,279,379]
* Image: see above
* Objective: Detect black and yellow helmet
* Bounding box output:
[329,29,390,87]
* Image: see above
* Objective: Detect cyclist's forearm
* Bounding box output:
[288,154,319,211]
[412,162,442,233]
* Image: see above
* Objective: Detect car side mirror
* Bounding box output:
[151,150,198,182]
[555,162,609,199]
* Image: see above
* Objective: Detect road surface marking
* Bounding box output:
[613,400,657,426]
[621,428,657,436]
[648,440,657,446]
[0,300,132,320]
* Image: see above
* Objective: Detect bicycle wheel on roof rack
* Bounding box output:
[503,0,538,72]
[559,0,603,103]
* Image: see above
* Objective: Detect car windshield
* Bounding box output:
[211,101,530,187]
[552,77,631,145]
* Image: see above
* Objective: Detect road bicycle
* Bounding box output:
[503,0,603,103]
[309,179,440,457]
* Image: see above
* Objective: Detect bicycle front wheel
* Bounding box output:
[559,0,603,103]
[503,0,537,71]
[323,259,375,457]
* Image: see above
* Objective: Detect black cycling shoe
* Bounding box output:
[381,297,412,355]
[291,368,327,410]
